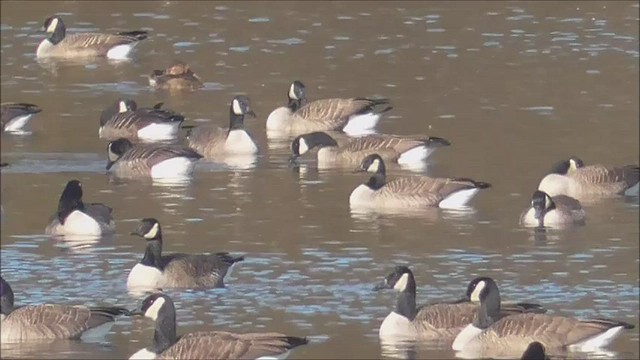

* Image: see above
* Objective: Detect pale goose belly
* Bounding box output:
[126,263,163,290]
[266,107,293,132]
[224,130,258,155]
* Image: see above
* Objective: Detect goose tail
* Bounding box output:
[117,30,148,41]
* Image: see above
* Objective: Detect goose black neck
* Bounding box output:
[474,288,502,329]
[57,194,84,224]
[394,274,417,320]
[0,277,15,315]
[228,109,245,131]
[365,161,386,190]
[307,132,339,149]
[49,24,65,45]
[141,239,163,269]
[151,303,177,354]
[287,97,302,112]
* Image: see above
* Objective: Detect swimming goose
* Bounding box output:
[149,61,204,91]
[99,99,185,141]
[106,138,202,180]
[351,154,491,210]
[44,180,115,236]
[520,190,586,228]
[129,293,308,359]
[1,276,130,342]
[186,95,259,158]
[36,16,148,59]
[266,80,392,136]
[452,277,635,356]
[1,103,42,133]
[538,157,639,201]
[289,131,450,169]
[374,266,546,342]
[521,342,549,360]
[126,218,244,290]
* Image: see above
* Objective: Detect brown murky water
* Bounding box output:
[1,1,638,359]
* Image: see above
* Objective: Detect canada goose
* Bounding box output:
[106,138,202,180]
[289,131,450,169]
[1,103,42,133]
[452,277,635,356]
[374,267,546,342]
[44,180,115,236]
[99,99,184,141]
[521,342,549,360]
[1,276,130,342]
[520,190,586,228]
[149,61,204,90]
[538,157,640,201]
[126,218,244,290]
[266,80,392,136]
[186,95,258,158]
[351,154,491,210]
[129,293,308,359]
[36,16,148,59]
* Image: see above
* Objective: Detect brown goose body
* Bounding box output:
[106,139,202,179]
[538,158,639,201]
[459,314,634,358]
[156,252,243,289]
[1,103,42,132]
[291,132,450,169]
[36,16,147,59]
[186,96,258,159]
[267,80,391,136]
[156,331,308,359]
[452,277,634,358]
[519,191,586,228]
[99,100,184,142]
[1,276,129,343]
[350,156,491,210]
[130,293,308,359]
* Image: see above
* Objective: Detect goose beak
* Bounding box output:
[373,280,391,291]
[129,307,144,316]
[246,110,256,118]
[427,137,451,147]
[353,166,366,174]
[534,208,544,220]
[130,231,143,237]
[288,155,299,167]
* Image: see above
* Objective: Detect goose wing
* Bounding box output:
[121,145,202,168]
[63,31,147,51]
[380,177,480,202]
[573,165,640,188]
[4,304,93,339]
[414,302,477,336]
[294,98,388,129]
[551,195,584,214]
[481,313,631,348]
[186,125,228,155]
[158,331,307,359]
[342,134,426,154]
[161,252,244,288]
[1,103,41,123]
[103,109,183,130]
[83,203,114,226]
